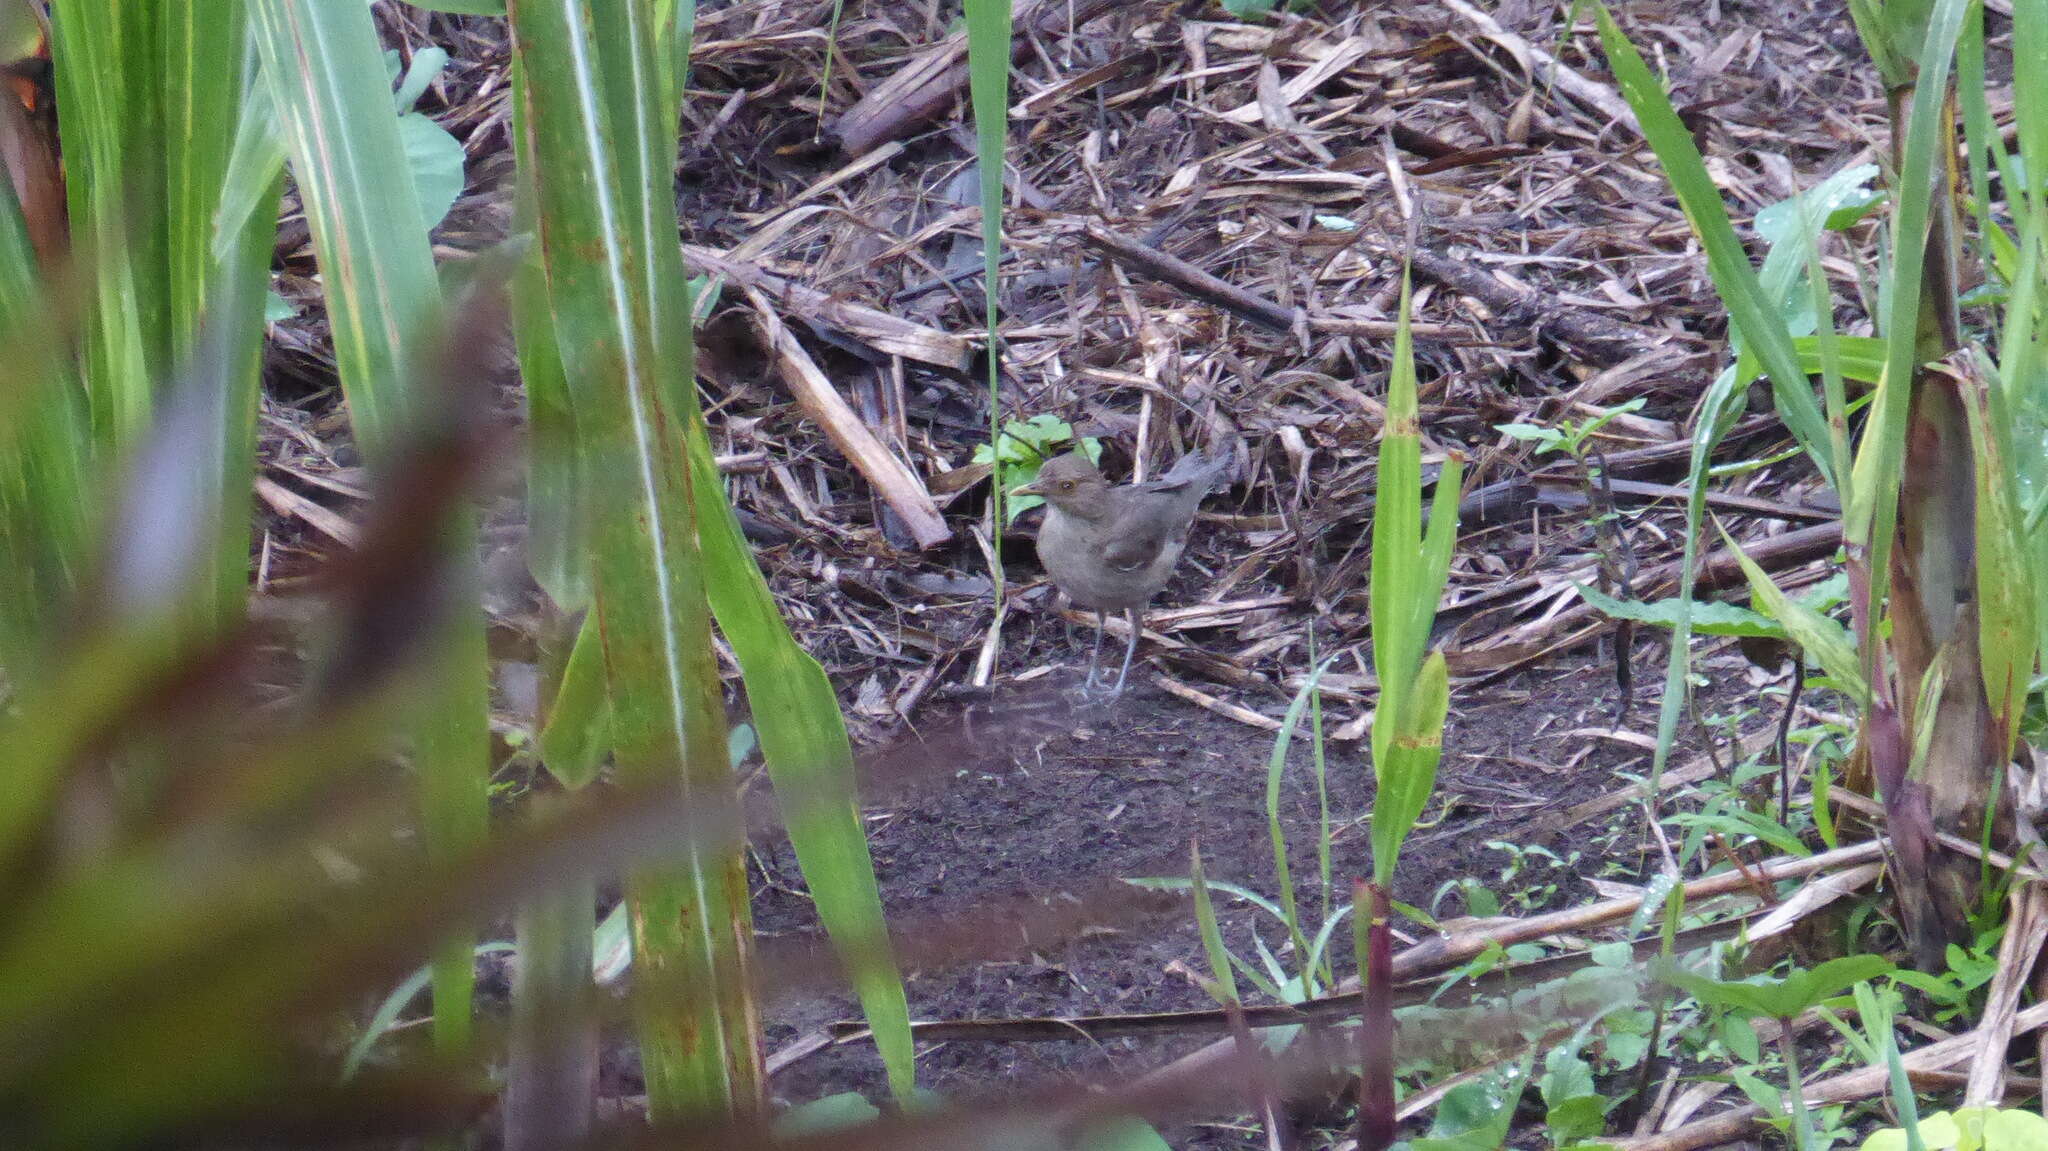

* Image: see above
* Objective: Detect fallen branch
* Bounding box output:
[1081,222,1293,332]
[685,243,972,374]
[746,288,952,549]
[829,0,1121,157]
[1401,244,1684,368]
[1080,221,1494,346]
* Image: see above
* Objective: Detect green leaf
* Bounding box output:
[1594,3,1834,490]
[1957,370,2036,754]
[1497,422,1567,452]
[1188,841,1240,1006]
[538,611,612,789]
[1076,1116,1175,1151]
[252,0,490,1060]
[1731,1068,1786,1116]
[1716,522,1867,706]
[1414,1052,1535,1151]
[396,111,466,231]
[1373,649,1449,883]
[508,0,757,1111]
[774,1092,881,1136]
[1661,954,1894,1020]
[1576,583,1785,638]
[1264,658,1336,978]
[962,0,1011,591]
[1720,1013,1761,1063]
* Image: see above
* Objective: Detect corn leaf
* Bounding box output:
[1594,2,1834,490]
[508,0,760,1112]
[1957,364,2036,756]
[1717,521,1868,707]
[250,0,490,1057]
[1372,650,1449,884]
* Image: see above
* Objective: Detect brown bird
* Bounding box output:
[1013,448,1229,696]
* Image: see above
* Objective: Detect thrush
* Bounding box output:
[1013,448,1229,696]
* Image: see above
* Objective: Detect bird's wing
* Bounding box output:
[1098,522,1167,572]
[1103,485,1205,571]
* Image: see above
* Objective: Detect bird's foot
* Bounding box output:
[1070,672,1118,704]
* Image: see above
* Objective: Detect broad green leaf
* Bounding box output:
[507,54,587,610]
[1957,365,2037,754]
[508,0,757,1113]
[397,112,466,231]
[48,0,151,444]
[1576,583,1786,638]
[1717,522,1867,706]
[1371,270,1427,775]
[684,415,916,1099]
[1660,954,1894,1019]
[775,1092,881,1136]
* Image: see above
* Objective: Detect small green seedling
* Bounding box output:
[1496,398,1647,466]
[1658,955,1894,1151]
[975,414,1101,524]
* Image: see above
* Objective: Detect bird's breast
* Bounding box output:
[1034,510,1183,610]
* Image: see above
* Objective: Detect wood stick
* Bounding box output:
[829,0,1121,157]
[1081,222,1297,332]
[1400,244,1678,367]
[1967,884,2048,1105]
[686,244,972,373]
[746,289,952,549]
[1080,223,1479,346]
[1440,0,1640,136]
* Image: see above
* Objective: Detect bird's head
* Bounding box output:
[1012,450,1110,517]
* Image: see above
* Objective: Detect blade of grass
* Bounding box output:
[47,0,150,445]
[1594,2,1835,490]
[1264,658,1337,983]
[964,0,1011,660]
[1189,841,1240,1006]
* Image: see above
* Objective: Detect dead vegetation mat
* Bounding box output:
[242,0,1955,1139]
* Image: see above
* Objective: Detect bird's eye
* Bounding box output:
[1060,479,1076,491]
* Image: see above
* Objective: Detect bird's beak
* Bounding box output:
[1010,479,1047,498]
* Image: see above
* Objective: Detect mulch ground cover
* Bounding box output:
[252,0,1913,1141]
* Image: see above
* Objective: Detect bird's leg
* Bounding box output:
[1083,608,1108,691]
[1109,606,1142,696]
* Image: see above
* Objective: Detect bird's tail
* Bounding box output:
[1156,447,1233,494]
